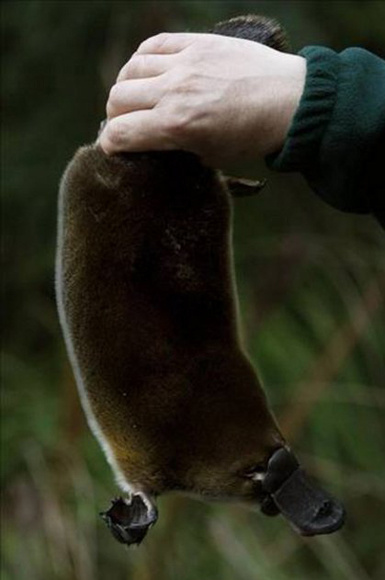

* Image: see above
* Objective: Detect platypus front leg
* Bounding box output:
[100,493,158,546]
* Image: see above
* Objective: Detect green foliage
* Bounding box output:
[2,1,385,579]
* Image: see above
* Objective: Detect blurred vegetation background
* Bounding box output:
[2,1,385,579]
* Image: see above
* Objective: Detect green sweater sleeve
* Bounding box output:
[267,46,385,226]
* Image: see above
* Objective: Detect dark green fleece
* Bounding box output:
[267,46,385,226]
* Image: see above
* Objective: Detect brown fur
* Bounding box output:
[212,14,289,50]
[56,15,288,503]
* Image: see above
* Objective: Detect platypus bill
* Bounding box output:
[56,14,345,546]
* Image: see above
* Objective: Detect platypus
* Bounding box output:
[56,14,345,546]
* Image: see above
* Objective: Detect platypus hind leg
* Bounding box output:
[100,493,158,546]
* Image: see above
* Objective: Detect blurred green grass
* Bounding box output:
[2,1,385,579]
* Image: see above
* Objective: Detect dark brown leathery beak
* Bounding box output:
[261,448,345,536]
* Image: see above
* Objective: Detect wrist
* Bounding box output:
[267,54,306,155]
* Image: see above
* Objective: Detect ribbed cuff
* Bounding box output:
[266,46,340,172]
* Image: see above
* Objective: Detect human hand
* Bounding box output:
[98,32,306,167]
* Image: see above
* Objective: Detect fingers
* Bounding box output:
[117,53,178,82]
[107,77,165,118]
[98,110,176,154]
[100,32,212,155]
[136,32,200,55]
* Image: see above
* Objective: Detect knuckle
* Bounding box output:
[105,118,125,147]
[138,32,170,53]
[186,44,206,62]
[117,58,131,81]
[106,83,122,116]
[165,110,191,137]
[108,83,121,103]
[126,53,142,71]
[182,70,200,89]
[122,53,152,79]
[168,66,197,93]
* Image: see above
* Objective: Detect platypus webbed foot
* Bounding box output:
[100,494,158,546]
[261,448,345,536]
